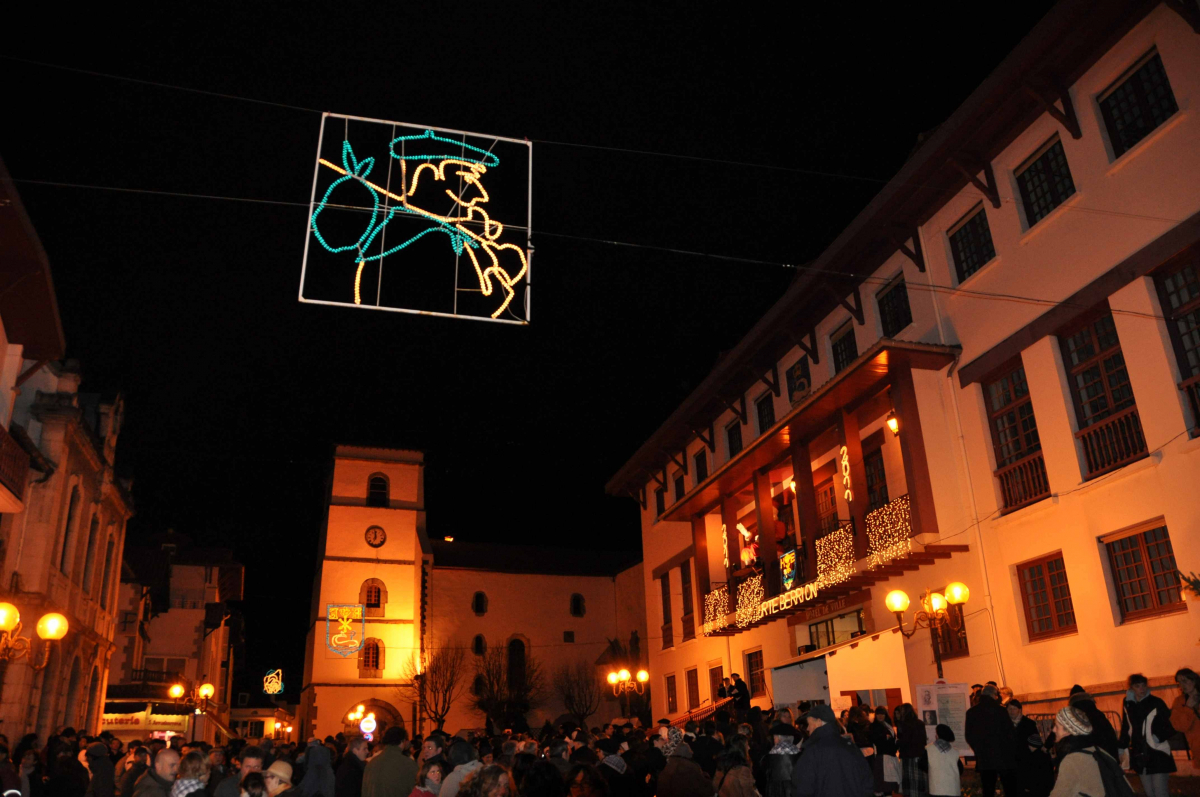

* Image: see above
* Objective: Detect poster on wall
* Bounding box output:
[914,681,973,755]
[326,604,365,657]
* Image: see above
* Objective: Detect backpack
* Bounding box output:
[1090,748,1136,797]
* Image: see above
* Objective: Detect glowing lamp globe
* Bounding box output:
[36,612,67,640]
[0,603,20,633]
[886,411,900,436]
[286,726,293,733]
[169,684,186,699]
[945,582,970,605]
[356,705,365,714]
[607,672,619,685]
[198,683,215,700]
[360,715,377,734]
[928,592,947,612]
[618,669,631,682]
[884,590,910,613]
[636,670,649,683]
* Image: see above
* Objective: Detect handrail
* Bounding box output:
[669,696,735,728]
[993,449,1050,512]
[1073,404,1146,478]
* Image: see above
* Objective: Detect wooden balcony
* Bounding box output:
[660,622,673,650]
[1075,404,1147,479]
[1183,373,1200,435]
[0,424,28,511]
[681,612,695,642]
[994,450,1050,512]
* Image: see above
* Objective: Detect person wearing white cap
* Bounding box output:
[1050,706,1131,797]
[262,761,294,797]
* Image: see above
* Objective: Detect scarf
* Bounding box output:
[769,740,800,755]
[170,779,204,797]
[934,739,952,753]
[601,755,628,775]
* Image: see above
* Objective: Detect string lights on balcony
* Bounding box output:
[702,585,729,636]
[816,524,855,587]
[866,494,913,568]
[735,574,764,628]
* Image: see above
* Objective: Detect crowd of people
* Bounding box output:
[5,670,1198,797]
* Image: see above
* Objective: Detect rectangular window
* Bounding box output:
[755,393,775,435]
[1060,312,1135,429]
[665,674,678,714]
[708,665,724,702]
[1099,50,1179,159]
[686,668,700,711]
[693,450,708,483]
[746,649,766,697]
[1016,137,1076,226]
[655,488,666,516]
[726,421,743,458]
[1154,253,1200,426]
[673,473,686,503]
[563,631,575,643]
[935,603,969,660]
[948,204,997,284]
[831,322,858,374]
[876,276,913,337]
[816,479,838,535]
[986,359,1049,511]
[660,574,673,649]
[248,720,264,738]
[863,448,889,511]
[1106,525,1184,621]
[809,609,865,649]
[1019,554,1077,639]
[786,357,811,403]
[680,562,694,641]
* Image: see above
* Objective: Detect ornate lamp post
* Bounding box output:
[886,582,970,679]
[0,602,68,669]
[168,680,216,741]
[606,668,648,717]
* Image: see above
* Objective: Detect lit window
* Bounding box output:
[1018,554,1077,639]
[831,322,858,374]
[1099,50,1178,159]
[948,205,996,284]
[726,422,743,458]
[809,609,865,649]
[755,393,775,436]
[1106,525,1184,621]
[1016,137,1075,227]
[876,276,913,337]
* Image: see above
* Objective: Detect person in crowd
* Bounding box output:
[118,749,150,797]
[792,704,873,797]
[729,674,751,722]
[1051,706,1131,797]
[133,748,178,797]
[544,742,570,781]
[169,753,210,797]
[21,748,47,797]
[1119,673,1175,797]
[362,728,416,797]
[406,760,445,797]
[0,744,22,797]
[965,684,1017,797]
[1170,668,1200,755]
[48,749,87,797]
[215,748,265,797]
[656,727,709,797]
[262,763,294,797]
[925,725,962,797]
[689,721,721,780]
[514,761,564,797]
[439,741,482,797]
[563,765,606,797]
[206,751,226,797]
[712,747,755,797]
[457,766,510,797]
[868,707,898,797]
[594,738,634,797]
[894,704,926,797]
[296,742,334,797]
[418,738,445,771]
[1007,700,1052,797]
[998,688,1014,706]
[333,738,367,797]
[239,773,266,797]
[84,743,115,797]
[1065,687,1118,760]
[718,678,731,700]
[761,722,801,797]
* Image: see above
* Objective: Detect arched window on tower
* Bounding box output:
[472,634,486,656]
[366,474,389,507]
[359,579,388,618]
[472,592,488,616]
[359,639,384,678]
[570,593,586,617]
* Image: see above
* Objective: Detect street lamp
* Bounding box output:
[886,583,970,679]
[0,603,69,670]
[607,668,648,697]
[886,411,900,437]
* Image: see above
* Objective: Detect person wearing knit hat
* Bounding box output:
[1066,689,1120,760]
[1057,706,1094,738]
[1051,706,1131,797]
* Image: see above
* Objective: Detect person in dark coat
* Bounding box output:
[690,722,722,779]
[1067,688,1119,761]
[117,750,149,797]
[47,750,88,797]
[295,743,334,797]
[869,707,899,797]
[1007,700,1052,797]
[84,743,116,797]
[1119,673,1175,797]
[894,704,926,797]
[964,685,1017,797]
[656,729,711,797]
[729,674,752,722]
[333,738,366,797]
[213,747,264,797]
[595,738,636,797]
[793,705,873,797]
[761,723,801,797]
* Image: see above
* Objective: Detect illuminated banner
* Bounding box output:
[300,113,533,325]
[779,550,797,591]
[263,669,284,695]
[326,604,365,657]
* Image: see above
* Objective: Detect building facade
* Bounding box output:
[298,447,647,740]
[607,0,1200,725]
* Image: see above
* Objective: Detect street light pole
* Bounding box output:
[886,583,970,680]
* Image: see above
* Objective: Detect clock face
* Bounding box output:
[365,526,386,548]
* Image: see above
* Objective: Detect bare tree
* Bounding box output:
[396,646,468,732]
[553,660,603,726]
[470,644,546,732]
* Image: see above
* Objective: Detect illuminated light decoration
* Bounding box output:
[36,612,68,641]
[702,585,729,636]
[866,493,912,569]
[607,672,619,685]
[945,582,970,605]
[300,114,533,324]
[325,604,365,657]
[740,546,755,567]
[359,713,377,734]
[198,683,215,700]
[815,524,855,588]
[263,669,284,695]
[886,411,900,436]
[721,525,729,569]
[757,579,821,621]
[779,550,797,591]
[0,603,19,633]
[885,589,911,613]
[169,684,185,699]
[840,446,853,502]
[636,669,649,683]
[927,592,948,612]
[735,574,765,628]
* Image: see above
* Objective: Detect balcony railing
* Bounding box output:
[995,450,1050,512]
[661,622,673,650]
[0,424,29,499]
[866,494,912,567]
[702,584,729,636]
[1183,373,1200,435]
[132,668,185,684]
[681,612,695,641]
[1075,404,1147,478]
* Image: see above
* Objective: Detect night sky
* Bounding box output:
[1,2,1054,697]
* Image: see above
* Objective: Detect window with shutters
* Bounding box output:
[1018,554,1077,640]
[680,562,694,641]
[1099,49,1178,159]
[1106,524,1185,622]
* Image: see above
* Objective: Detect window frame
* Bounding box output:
[934,600,969,661]
[472,634,486,656]
[863,447,889,512]
[680,562,694,641]
[745,649,766,697]
[726,421,743,458]
[1058,308,1135,430]
[660,573,673,649]
[1152,249,1200,428]
[471,591,488,616]
[1104,523,1185,623]
[1017,553,1078,641]
[816,478,838,535]
[1098,48,1179,160]
[673,472,685,503]
[654,487,666,516]
[1015,136,1076,228]
[755,392,776,436]
[876,274,913,338]
[693,449,709,483]
[366,473,390,508]
[830,321,858,374]
[665,674,678,714]
[984,358,1043,468]
[685,668,701,711]
[947,203,997,284]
